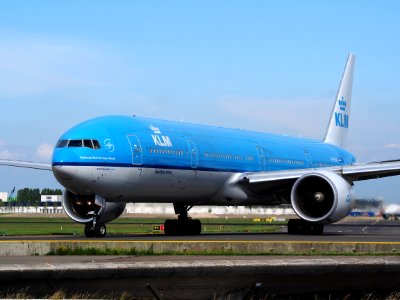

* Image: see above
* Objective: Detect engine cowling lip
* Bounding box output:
[62,190,94,224]
[291,171,339,223]
[62,190,126,224]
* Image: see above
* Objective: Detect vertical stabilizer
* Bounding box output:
[324,53,355,148]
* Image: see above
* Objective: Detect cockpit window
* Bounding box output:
[68,140,83,147]
[83,139,93,149]
[93,140,101,149]
[56,140,69,148]
[56,139,101,149]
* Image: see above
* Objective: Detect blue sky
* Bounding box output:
[0,1,400,203]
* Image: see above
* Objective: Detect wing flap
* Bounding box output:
[0,159,52,171]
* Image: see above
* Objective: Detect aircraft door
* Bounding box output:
[256,146,266,171]
[186,140,198,168]
[127,135,143,165]
[304,150,312,168]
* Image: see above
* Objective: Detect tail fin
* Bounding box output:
[324,53,355,148]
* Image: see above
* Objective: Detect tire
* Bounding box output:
[191,219,202,235]
[164,219,178,236]
[287,219,324,235]
[287,219,301,234]
[95,223,107,238]
[309,224,324,235]
[84,222,107,238]
[84,223,96,238]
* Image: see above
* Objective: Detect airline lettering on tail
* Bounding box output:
[335,112,349,128]
[335,96,349,128]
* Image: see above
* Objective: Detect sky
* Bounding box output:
[0,1,400,203]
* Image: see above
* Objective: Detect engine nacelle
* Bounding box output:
[62,190,126,224]
[291,170,353,223]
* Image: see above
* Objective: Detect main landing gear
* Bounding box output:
[287,219,324,235]
[84,222,107,238]
[164,204,202,236]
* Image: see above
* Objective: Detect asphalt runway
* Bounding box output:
[1,218,399,242]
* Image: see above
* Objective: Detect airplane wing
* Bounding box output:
[239,160,400,184]
[341,160,400,181]
[0,159,52,171]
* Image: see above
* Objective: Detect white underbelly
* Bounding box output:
[58,166,233,204]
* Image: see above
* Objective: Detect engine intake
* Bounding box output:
[291,170,353,223]
[62,190,126,224]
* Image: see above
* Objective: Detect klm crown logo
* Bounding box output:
[338,96,347,111]
[149,124,161,134]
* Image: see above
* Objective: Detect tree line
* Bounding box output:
[1,188,63,206]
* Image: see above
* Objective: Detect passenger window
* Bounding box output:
[92,140,101,149]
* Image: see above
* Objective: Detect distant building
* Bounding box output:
[0,192,8,202]
[41,195,62,202]
[349,198,384,217]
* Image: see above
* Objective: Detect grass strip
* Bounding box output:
[0,217,283,236]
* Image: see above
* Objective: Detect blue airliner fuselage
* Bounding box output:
[52,115,356,204]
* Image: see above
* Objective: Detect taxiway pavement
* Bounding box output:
[0,218,398,243]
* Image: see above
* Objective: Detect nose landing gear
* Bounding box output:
[164,204,202,236]
[84,222,107,238]
[83,196,107,238]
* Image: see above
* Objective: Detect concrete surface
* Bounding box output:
[0,256,399,299]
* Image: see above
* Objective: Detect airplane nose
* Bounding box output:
[52,164,78,181]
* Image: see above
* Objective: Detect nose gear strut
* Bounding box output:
[84,196,107,238]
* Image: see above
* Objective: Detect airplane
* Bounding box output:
[1,53,400,237]
[382,204,400,220]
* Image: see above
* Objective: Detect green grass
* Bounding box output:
[0,216,284,236]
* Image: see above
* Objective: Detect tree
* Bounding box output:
[15,188,63,206]
[41,188,63,195]
[17,188,41,206]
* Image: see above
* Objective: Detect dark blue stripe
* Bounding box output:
[51,162,243,173]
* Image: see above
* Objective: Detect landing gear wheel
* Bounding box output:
[95,223,107,237]
[164,204,202,236]
[164,219,178,236]
[164,218,201,236]
[287,219,324,235]
[84,223,96,238]
[190,219,201,235]
[84,222,107,238]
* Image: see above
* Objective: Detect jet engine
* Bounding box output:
[62,190,126,224]
[290,170,353,223]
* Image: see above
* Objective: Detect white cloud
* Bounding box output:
[0,138,28,160]
[384,143,400,149]
[33,143,54,162]
[0,149,26,160]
